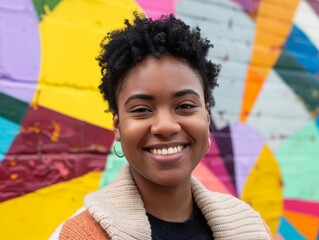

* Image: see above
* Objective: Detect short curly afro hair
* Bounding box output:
[97,12,220,114]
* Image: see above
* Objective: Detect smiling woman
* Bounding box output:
[50,13,272,240]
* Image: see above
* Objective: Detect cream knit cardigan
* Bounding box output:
[51,165,271,240]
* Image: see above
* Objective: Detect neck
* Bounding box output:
[132,172,193,222]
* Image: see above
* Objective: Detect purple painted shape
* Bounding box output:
[231,0,261,13]
[230,123,264,197]
[306,0,319,16]
[202,135,236,196]
[0,0,40,102]
[0,78,35,103]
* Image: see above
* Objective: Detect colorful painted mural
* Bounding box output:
[0,0,318,239]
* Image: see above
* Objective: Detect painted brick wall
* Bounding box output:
[0,0,318,239]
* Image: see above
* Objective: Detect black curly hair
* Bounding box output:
[97,12,220,114]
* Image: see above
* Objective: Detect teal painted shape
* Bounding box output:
[284,26,319,76]
[0,93,28,125]
[275,52,319,114]
[276,121,319,201]
[279,217,306,240]
[32,0,62,21]
[100,141,128,188]
[0,117,20,161]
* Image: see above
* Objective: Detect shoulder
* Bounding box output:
[49,208,109,240]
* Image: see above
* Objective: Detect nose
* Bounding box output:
[151,109,181,138]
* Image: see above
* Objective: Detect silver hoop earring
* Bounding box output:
[113,140,124,158]
[206,137,211,154]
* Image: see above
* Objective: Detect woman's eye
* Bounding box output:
[130,107,151,113]
[178,103,197,110]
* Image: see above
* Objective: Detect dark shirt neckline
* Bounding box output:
[146,203,213,240]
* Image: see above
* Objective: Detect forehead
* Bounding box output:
[118,55,204,98]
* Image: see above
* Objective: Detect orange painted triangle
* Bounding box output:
[240,0,301,122]
[284,210,319,240]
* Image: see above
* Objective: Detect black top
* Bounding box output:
[146,203,213,240]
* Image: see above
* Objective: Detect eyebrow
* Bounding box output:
[124,89,200,106]
[124,94,154,106]
[173,89,200,98]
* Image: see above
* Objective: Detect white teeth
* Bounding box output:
[167,147,174,154]
[149,145,184,155]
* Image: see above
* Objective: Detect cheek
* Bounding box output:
[120,120,149,147]
[184,116,209,135]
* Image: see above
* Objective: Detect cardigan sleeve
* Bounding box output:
[49,209,110,240]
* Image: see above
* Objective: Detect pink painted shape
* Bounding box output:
[135,0,175,19]
[201,136,236,196]
[273,234,284,240]
[193,162,230,194]
[284,199,319,218]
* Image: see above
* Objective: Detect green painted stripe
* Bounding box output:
[0,93,28,124]
[275,53,319,113]
[32,0,62,21]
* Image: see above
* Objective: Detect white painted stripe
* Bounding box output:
[49,224,62,240]
[294,1,319,49]
[176,0,255,129]
[247,69,311,151]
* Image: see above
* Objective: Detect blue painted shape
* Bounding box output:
[284,25,319,76]
[317,229,319,240]
[316,116,319,129]
[0,117,20,161]
[279,217,306,240]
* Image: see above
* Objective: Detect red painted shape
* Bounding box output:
[7,105,114,154]
[284,199,319,218]
[0,105,114,202]
[0,153,106,202]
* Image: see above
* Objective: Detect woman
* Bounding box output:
[50,13,272,240]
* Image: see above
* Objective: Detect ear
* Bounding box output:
[113,113,121,141]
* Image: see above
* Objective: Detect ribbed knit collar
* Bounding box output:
[84,165,270,240]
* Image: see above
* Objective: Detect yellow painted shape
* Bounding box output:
[240,0,300,122]
[241,145,283,234]
[36,0,143,129]
[0,171,102,240]
[35,84,113,129]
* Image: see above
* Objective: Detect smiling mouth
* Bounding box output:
[145,145,188,156]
